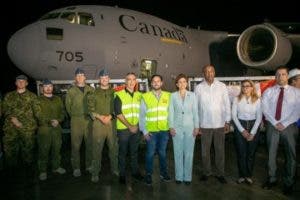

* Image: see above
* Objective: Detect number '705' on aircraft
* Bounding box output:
[7,5,300,90]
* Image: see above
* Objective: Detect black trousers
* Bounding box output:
[234,119,260,178]
[117,129,141,176]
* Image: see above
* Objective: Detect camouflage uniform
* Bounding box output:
[36,95,65,173]
[0,98,2,165]
[2,90,39,167]
[65,85,94,170]
[87,87,118,177]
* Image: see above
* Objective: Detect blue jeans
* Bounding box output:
[145,131,169,176]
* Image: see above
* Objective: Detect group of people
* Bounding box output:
[1,75,67,181]
[0,64,299,195]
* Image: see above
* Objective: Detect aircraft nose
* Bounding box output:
[7,23,41,74]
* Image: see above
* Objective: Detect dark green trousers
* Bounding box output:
[70,116,92,170]
[37,126,62,172]
[3,128,35,167]
[91,121,118,176]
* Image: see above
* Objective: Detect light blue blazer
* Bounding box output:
[168,91,199,130]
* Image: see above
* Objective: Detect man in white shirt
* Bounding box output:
[262,66,300,195]
[288,68,300,89]
[288,68,300,128]
[195,65,231,184]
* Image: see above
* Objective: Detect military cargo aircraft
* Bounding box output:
[7,5,300,90]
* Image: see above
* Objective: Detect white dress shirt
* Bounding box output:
[262,84,300,127]
[195,79,231,128]
[232,96,262,135]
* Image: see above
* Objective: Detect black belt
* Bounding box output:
[238,119,255,131]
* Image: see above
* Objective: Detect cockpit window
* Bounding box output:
[60,12,76,24]
[78,12,95,26]
[46,27,63,40]
[42,11,95,26]
[40,12,61,20]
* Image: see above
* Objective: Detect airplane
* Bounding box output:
[6,5,300,90]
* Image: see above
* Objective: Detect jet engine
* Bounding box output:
[237,23,292,71]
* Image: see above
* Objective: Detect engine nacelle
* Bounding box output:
[237,23,292,71]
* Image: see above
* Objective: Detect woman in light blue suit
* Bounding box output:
[169,74,199,185]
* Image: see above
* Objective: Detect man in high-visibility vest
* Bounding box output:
[140,74,171,186]
[114,72,144,184]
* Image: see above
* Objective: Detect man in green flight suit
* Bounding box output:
[87,69,119,183]
[36,79,66,181]
[65,68,94,177]
[2,75,40,170]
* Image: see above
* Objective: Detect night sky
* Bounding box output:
[1,0,298,95]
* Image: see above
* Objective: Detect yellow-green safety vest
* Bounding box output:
[142,91,170,132]
[115,89,142,130]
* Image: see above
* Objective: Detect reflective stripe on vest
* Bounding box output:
[142,91,170,132]
[116,90,141,130]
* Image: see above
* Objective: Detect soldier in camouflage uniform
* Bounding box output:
[2,75,40,168]
[36,79,66,181]
[0,97,2,166]
[0,95,1,120]
[87,69,118,183]
[65,68,94,177]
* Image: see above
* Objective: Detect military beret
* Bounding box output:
[42,79,53,86]
[16,74,28,81]
[75,67,85,75]
[98,68,109,77]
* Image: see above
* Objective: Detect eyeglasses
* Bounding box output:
[242,85,252,88]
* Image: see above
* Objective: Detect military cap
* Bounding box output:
[98,68,109,77]
[16,74,28,81]
[42,79,53,86]
[75,67,85,75]
[288,68,300,79]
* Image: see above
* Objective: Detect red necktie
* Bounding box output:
[275,87,284,120]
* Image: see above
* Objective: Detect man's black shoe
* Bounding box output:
[216,176,227,184]
[175,180,182,184]
[132,173,144,181]
[119,176,126,184]
[282,184,293,195]
[145,174,152,186]
[262,180,277,189]
[160,174,171,182]
[200,175,208,181]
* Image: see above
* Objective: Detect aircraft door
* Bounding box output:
[140,59,157,80]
